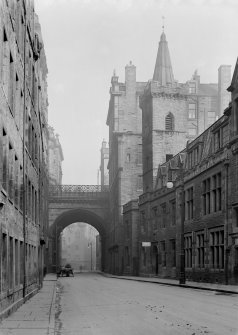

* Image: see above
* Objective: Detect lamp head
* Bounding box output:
[166,181,174,189]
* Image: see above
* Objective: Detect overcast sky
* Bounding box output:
[35,0,238,185]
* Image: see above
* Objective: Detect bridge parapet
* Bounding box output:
[49,184,109,201]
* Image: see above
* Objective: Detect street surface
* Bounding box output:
[54,273,238,335]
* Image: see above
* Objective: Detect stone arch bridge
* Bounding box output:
[47,185,110,273]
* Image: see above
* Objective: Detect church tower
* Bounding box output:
[140,31,189,191]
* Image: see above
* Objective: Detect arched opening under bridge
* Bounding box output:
[48,208,108,273]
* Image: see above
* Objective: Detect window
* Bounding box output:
[210,229,224,269]
[160,241,166,267]
[222,124,229,146]
[189,82,196,94]
[188,146,199,168]
[214,129,221,151]
[212,173,222,212]
[160,203,166,228]
[137,175,142,191]
[195,232,204,268]
[126,153,130,162]
[203,174,221,215]
[170,200,176,226]
[165,113,174,131]
[186,187,193,220]
[185,235,192,268]
[170,239,176,267]
[202,178,211,215]
[188,103,196,119]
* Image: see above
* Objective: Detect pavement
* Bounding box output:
[0,272,237,335]
[104,273,238,294]
[0,274,57,335]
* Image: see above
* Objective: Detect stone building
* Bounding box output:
[106,65,145,274]
[0,0,49,316]
[107,30,231,276]
[48,126,63,185]
[140,31,231,192]
[132,59,238,284]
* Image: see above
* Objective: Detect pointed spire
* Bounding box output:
[153,31,174,86]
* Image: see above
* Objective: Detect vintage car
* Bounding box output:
[58,264,74,277]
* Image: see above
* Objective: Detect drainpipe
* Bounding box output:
[22,1,27,299]
[224,158,230,285]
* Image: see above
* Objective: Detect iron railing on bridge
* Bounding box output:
[49,185,109,199]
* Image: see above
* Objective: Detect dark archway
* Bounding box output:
[48,208,107,273]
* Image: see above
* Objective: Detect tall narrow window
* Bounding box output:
[188,103,196,119]
[186,187,194,220]
[196,232,205,268]
[165,112,174,131]
[202,178,211,215]
[185,235,192,268]
[210,229,224,269]
[170,239,176,267]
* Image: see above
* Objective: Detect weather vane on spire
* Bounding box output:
[162,16,165,32]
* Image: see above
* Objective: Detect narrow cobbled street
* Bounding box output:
[54,273,238,335]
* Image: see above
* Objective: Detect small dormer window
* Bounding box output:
[165,112,174,131]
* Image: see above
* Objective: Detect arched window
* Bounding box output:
[165,112,174,131]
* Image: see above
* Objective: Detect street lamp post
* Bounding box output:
[179,181,186,285]
[167,167,186,285]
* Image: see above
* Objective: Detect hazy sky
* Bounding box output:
[35,0,238,185]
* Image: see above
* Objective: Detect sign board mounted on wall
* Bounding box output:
[142,242,151,247]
